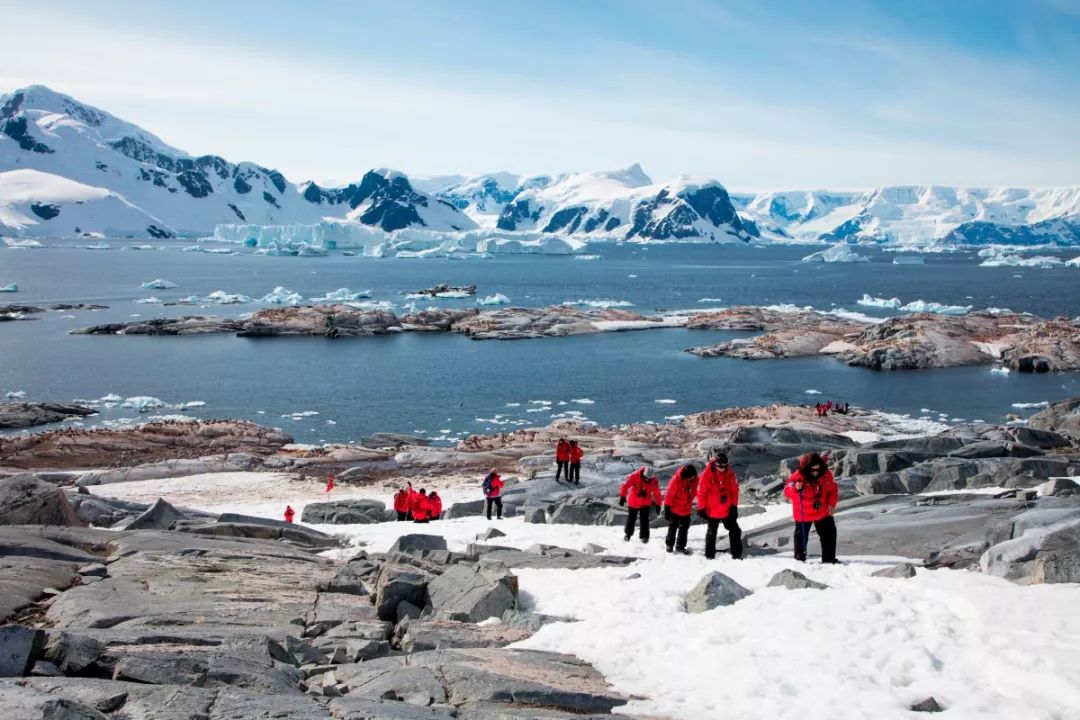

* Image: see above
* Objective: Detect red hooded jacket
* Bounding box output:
[569,444,584,464]
[620,468,662,509]
[697,461,740,520]
[784,469,838,522]
[411,493,431,521]
[555,441,570,462]
[393,491,411,513]
[663,466,698,516]
[483,473,504,499]
[429,494,442,518]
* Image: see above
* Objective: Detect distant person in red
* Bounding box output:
[412,489,431,523]
[784,453,839,563]
[663,464,698,554]
[568,440,584,485]
[482,469,505,520]
[406,482,418,520]
[697,452,743,560]
[619,465,661,543]
[393,488,411,521]
[325,473,335,492]
[555,439,571,482]
[283,505,295,523]
[429,491,443,520]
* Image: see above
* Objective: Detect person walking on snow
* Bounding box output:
[406,482,418,521]
[393,488,411,521]
[555,439,571,482]
[568,440,584,485]
[663,464,698,554]
[619,465,662,543]
[411,489,431,523]
[429,491,443,520]
[784,452,839,563]
[483,469,505,520]
[325,472,335,492]
[283,505,295,523]
[698,451,743,560]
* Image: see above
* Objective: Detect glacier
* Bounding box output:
[801,245,870,263]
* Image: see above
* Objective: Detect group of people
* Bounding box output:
[815,401,850,417]
[619,450,839,563]
[554,438,584,484]
[393,483,444,522]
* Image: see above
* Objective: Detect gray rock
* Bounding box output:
[389,534,449,555]
[766,569,829,590]
[375,565,433,621]
[981,514,1080,584]
[1028,396,1080,440]
[43,632,104,673]
[329,697,457,719]
[582,543,607,554]
[548,504,597,525]
[500,610,572,632]
[0,475,86,527]
[302,498,387,524]
[446,499,486,519]
[872,563,918,579]
[31,660,64,677]
[911,696,945,713]
[1039,478,1080,497]
[397,600,424,622]
[42,698,109,720]
[77,564,107,578]
[476,528,506,541]
[393,617,532,653]
[425,565,517,622]
[0,625,45,676]
[684,572,752,612]
[523,507,546,524]
[121,498,187,530]
[284,636,326,667]
[0,402,96,430]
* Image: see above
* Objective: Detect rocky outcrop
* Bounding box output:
[981,508,1080,584]
[0,403,97,430]
[0,475,85,527]
[687,306,865,359]
[70,315,244,335]
[1028,396,1080,440]
[238,305,402,338]
[301,499,389,524]
[0,420,292,470]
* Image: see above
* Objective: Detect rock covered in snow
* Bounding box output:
[766,569,829,590]
[684,571,752,612]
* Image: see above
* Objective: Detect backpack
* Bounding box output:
[482,474,494,495]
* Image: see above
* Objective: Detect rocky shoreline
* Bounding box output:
[64,303,1080,371]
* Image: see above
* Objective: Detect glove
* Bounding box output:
[618,496,626,507]
[664,506,672,521]
[697,509,708,521]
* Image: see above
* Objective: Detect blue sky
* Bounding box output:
[2,0,1078,190]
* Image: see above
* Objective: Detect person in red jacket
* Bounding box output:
[663,464,698,554]
[393,488,411,521]
[283,505,295,523]
[784,452,839,563]
[411,489,431,523]
[483,469,505,520]
[697,451,743,560]
[555,439,571,482]
[429,491,443,520]
[568,440,584,486]
[619,465,662,543]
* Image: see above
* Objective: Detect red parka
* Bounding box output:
[484,473,504,499]
[697,461,739,520]
[620,467,662,509]
[784,469,838,522]
[663,466,698,516]
[569,444,584,464]
[429,494,443,518]
[411,493,431,521]
[393,491,411,513]
[555,441,570,462]
[283,506,295,523]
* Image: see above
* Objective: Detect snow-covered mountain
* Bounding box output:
[0,85,473,238]
[736,186,1080,246]
[428,173,552,228]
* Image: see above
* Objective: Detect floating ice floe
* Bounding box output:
[476,293,511,306]
[570,398,595,405]
[801,245,870,263]
[856,294,902,309]
[259,286,304,305]
[1011,401,1050,409]
[562,299,635,309]
[4,238,44,248]
[0,283,16,293]
[133,297,161,304]
[990,367,1011,375]
[141,279,178,290]
[574,255,601,260]
[80,243,112,250]
[179,290,252,305]
[698,297,723,303]
[805,389,821,395]
[655,399,677,404]
[5,390,27,399]
[118,396,203,412]
[898,300,972,315]
[892,255,924,265]
[978,248,1064,268]
[309,288,373,303]
[1067,256,1080,267]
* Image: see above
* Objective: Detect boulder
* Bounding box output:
[119,498,187,530]
[0,402,96,430]
[766,569,828,590]
[582,543,607,554]
[548,503,597,525]
[375,565,433,621]
[446,500,486,519]
[872,563,918,579]
[424,565,518,622]
[500,610,572,632]
[684,572,752,613]
[42,698,109,720]
[1027,396,1080,440]
[0,475,85,527]
[524,507,547,524]
[43,632,104,674]
[389,534,449,556]
[911,696,945,713]
[981,515,1080,584]
[0,625,45,677]
[476,528,506,541]
[392,618,532,652]
[1038,478,1080,497]
[301,498,387,524]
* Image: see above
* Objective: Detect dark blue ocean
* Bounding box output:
[2,242,1079,442]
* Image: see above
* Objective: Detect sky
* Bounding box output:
[1,0,1078,191]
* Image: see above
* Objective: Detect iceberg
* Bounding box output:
[5,390,26,399]
[856,294,902,309]
[801,245,870,263]
[978,247,1064,268]
[562,299,635,309]
[1065,256,1080,267]
[259,286,304,305]
[80,242,112,250]
[178,290,251,305]
[308,288,373,303]
[134,296,161,304]
[898,300,972,315]
[0,283,16,293]
[141,278,178,290]
[476,293,511,306]
[120,396,169,412]
[4,238,44,248]
[892,255,924,265]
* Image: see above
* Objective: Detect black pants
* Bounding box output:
[555,460,568,480]
[794,515,837,563]
[569,463,581,484]
[486,497,503,520]
[665,512,691,551]
[624,506,652,541]
[396,511,407,521]
[704,510,743,559]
